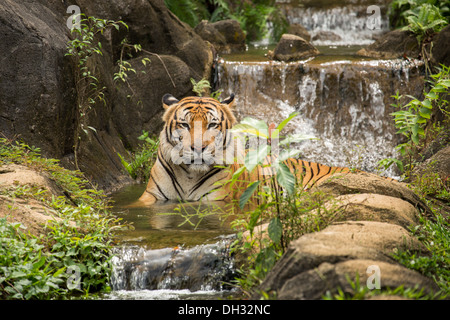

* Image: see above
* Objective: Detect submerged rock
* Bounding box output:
[271,34,320,61]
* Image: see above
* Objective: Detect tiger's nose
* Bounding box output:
[192,145,206,153]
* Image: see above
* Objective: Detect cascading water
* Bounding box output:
[215,0,424,179]
[217,57,424,178]
[107,235,237,300]
[101,185,238,300]
[278,0,391,45]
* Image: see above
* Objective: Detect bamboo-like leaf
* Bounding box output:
[239,181,261,210]
[272,112,299,138]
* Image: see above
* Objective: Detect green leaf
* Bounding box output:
[426,91,438,100]
[276,162,295,195]
[419,107,431,119]
[239,181,261,210]
[241,117,268,133]
[279,133,317,146]
[244,144,269,172]
[248,209,262,233]
[230,124,269,139]
[231,166,246,181]
[53,267,66,278]
[272,112,299,138]
[32,255,46,271]
[277,149,301,162]
[268,217,283,244]
[421,99,432,109]
[411,133,420,145]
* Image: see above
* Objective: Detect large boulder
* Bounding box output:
[0,0,214,192]
[195,19,246,54]
[0,1,77,163]
[330,193,419,229]
[312,171,432,216]
[356,29,420,59]
[431,24,450,67]
[257,221,439,299]
[412,145,450,182]
[271,34,320,62]
[248,171,440,299]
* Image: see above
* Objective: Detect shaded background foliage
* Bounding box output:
[164,0,288,43]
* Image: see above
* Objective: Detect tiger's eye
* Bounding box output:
[178,122,189,129]
[208,123,218,129]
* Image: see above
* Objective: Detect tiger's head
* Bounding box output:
[159,93,236,173]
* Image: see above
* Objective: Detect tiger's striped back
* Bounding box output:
[287,158,352,189]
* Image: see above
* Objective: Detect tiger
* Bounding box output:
[137,93,354,206]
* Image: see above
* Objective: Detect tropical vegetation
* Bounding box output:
[164,0,288,43]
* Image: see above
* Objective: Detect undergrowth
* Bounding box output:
[0,138,126,299]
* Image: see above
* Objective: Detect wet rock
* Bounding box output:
[356,29,420,59]
[287,23,311,42]
[256,221,438,299]
[271,34,320,62]
[195,19,246,54]
[431,25,450,67]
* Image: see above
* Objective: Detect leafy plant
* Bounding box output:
[222,113,342,296]
[231,0,288,43]
[402,3,448,36]
[164,0,287,43]
[66,14,128,169]
[118,131,159,183]
[389,0,450,29]
[229,112,315,207]
[378,65,450,176]
[392,213,449,296]
[191,78,212,97]
[0,138,126,299]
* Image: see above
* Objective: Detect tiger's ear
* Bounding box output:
[162,94,179,109]
[221,93,235,109]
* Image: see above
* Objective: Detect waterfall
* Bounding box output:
[217,58,424,177]
[106,235,237,299]
[278,0,391,46]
